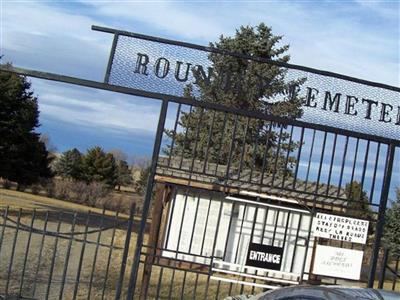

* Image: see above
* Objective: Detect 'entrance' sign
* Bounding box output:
[312,245,364,280]
[245,243,283,271]
[312,212,369,244]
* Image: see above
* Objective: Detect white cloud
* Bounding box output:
[78,1,398,85]
[32,79,163,133]
[81,1,231,42]
[2,1,111,80]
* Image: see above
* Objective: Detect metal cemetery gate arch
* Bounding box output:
[0,25,399,299]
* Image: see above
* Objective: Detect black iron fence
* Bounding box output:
[378,248,400,291]
[0,207,135,300]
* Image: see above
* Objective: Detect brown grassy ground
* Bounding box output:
[0,188,132,218]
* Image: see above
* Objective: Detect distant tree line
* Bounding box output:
[54,147,132,189]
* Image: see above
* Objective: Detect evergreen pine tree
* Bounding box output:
[0,66,52,188]
[384,188,400,254]
[54,148,84,180]
[115,159,132,191]
[165,24,304,176]
[82,146,117,187]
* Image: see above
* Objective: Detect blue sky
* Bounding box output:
[1,0,399,200]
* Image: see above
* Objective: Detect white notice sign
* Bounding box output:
[312,213,369,244]
[312,245,364,280]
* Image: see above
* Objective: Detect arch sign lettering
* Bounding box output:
[96,26,400,141]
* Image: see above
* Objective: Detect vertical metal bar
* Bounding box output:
[155,267,164,299]
[215,280,221,300]
[359,140,370,204]
[167,103,182,167]
[179,105,193,169]
[163,189,178,249]
[88,209,106,299]
[290,213,303,272]
[282,125,295,188]
[202,110,217,174]
[261,207,270,244]
[248,205,260,244]
[369,142,381,203]
[240,278,246,295]
[19,209,36,297]
[337,136,349,198]
[192,273,199,300]
[325,133,338,196]
[127,99,169,299]
[254,206,270,294]
[188,195,201,253]
[167,267,177,300]
[180,270,187,299]
[248,204,260,291]
[293,127,305,190]
[281,211,291,249]
[392,256,399,290]
[378,248,389,289]
[32,211,49,297]
[266,209,284,282]
[222,203,236,261]
[361,140,370,185]
[167,189,191,300]
[5,208,21,298]
[249,121,261,182]
[0,206,9,257]
[104,33,119,83]
[199,198,212,256]
[259,121,273,185]
[233,204,248,264]
[228,278,234,296]
[350,138,360,182]
[59,212,77,300]
[210,199,224,258]
[236,117,250,180]
[101,211,119,300]
[214,112,228,175]
[271,210,280,245]
[304,129,316,191]
[299,210,314,284]
[203,259,213,300]
[45,211,63,300]
[115,194,135,299]
[224,114,239,186]
[203,200,224,300]
[73,211,91,299]
[368,143,396,288]
[188,108,204,174]
[271,125,284,186]
[314,132,327,195]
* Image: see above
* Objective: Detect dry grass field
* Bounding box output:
[0,188,136,217]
